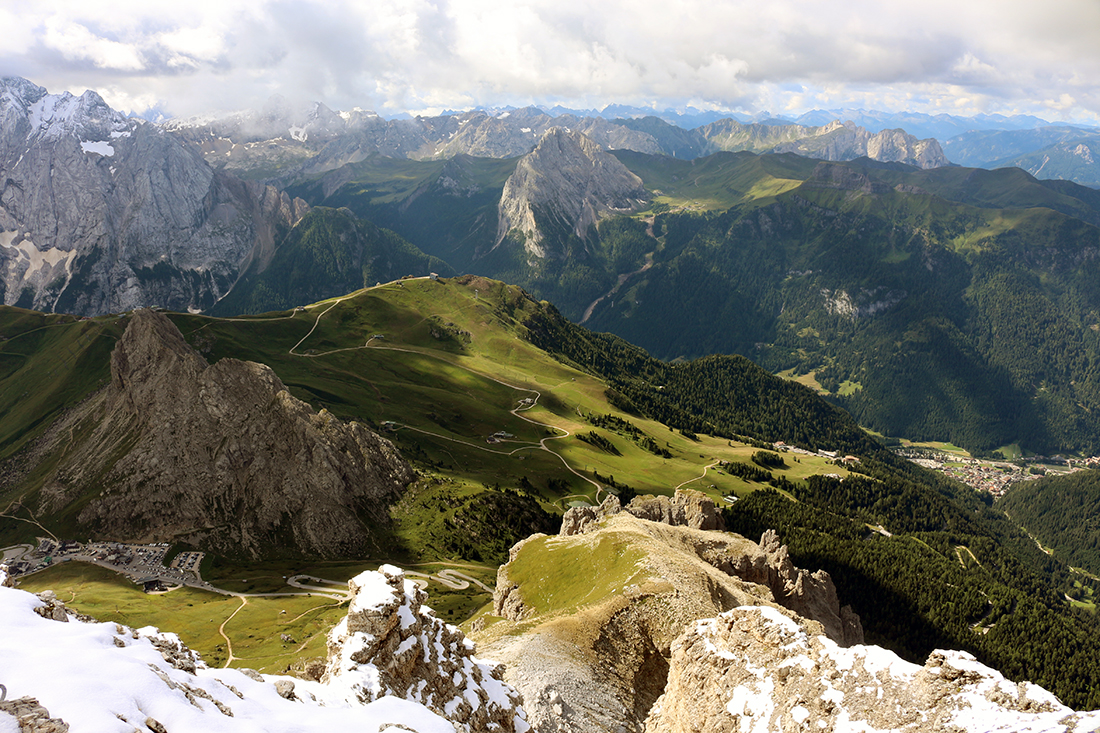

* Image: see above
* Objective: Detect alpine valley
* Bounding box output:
[2,76,1100,732]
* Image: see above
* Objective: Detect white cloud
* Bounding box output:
[2,0,1099,123]
[41,17,146,71]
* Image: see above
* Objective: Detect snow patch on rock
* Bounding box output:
[0,564,527,732]
[323,565,529,732]
[646,606,1100,733]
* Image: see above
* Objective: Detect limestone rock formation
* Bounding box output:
[622,489,725,532]
[556,492,860,647]
[646,605,1100,732]
[496,129,649,258]
[479,507,860,733]
[560,490,724,536]
[33,309,414,557]
[0,696,70,733]
[323,564,529,732]
[0,76,307,315]
[700,117,949,169]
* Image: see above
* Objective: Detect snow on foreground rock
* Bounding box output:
[645,605,1100,733]
[0,564,528,733]
[322,565,528,731]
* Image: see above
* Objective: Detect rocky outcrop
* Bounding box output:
[559,489,724,536]
[496,129,649,258]
[479,509,861,733]
[0,76,307,315]
[756,529,863,646]
[556,493,860,646]
[622,489,725,532]
[646,605,1100,732]
[1,563,526,732]
[0,697,70,733]
[34,309,413,558]
[324,565,528,732]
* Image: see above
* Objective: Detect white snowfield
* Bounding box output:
[0,564,521,733]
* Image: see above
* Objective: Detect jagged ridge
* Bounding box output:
[31,309,414,558]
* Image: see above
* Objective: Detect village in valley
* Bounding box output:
[2,538,211,593]
[892,446,1100,497]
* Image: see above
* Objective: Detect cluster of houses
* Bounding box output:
[894,448,1090,497]
[7,538,207,593]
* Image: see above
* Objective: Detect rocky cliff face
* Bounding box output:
[495,129,648,259]
[476,499,861,733]
[33,309,413,558]
[700,118,948,169]
[646,605,1100,732]
[575,489,726,533]
[0,77,307,315]
[769,120,949,168]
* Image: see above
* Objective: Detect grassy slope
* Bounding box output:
[0,277,850,553]
[169,276,852,512]
[17,562,343,673]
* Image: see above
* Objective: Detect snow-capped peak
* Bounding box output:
[1,77,134,143]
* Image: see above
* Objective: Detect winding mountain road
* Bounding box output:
[284,286,606,495]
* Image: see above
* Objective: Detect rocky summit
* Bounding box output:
[475,492,862,733]
[496,128,649,259]
[323,564,529,732]
[27,309,414,557]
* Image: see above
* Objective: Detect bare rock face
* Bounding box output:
[698,118,948,169]
[496,128,649,259]
[0,76,307,315]
[645,606,1100,733]
[623,489,725,532]
[755,529,863,647]
[35,309,414,558]
[323,565,529,732]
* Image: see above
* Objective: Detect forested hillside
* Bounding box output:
[583,159,1100,454]
[211,206,451,315]
[998,470,1100,577]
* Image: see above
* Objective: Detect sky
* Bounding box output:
[2,0,1100,123]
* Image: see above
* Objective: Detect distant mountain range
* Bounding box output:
[484,104,1066,141]
[166,95,1100,187]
